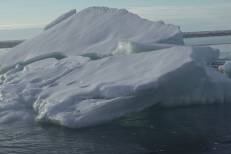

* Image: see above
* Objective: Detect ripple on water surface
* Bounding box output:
[1,103,231,154]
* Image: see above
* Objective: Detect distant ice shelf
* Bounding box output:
[0,40,24,49]
[183,30,231,38]
[2,30,231,49]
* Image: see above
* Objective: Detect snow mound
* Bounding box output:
[0,7,183,68]
[0,7,230,128]
[44,9,76,30]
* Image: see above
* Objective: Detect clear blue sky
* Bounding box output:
[0,0,230,31]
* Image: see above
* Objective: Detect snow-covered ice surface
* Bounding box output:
[0,7,231,128]
[0,7,183,68]
[44,9,76,31]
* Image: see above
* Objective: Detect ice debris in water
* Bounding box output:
[223,61,231,77]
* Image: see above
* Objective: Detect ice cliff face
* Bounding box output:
[0,7,229,128]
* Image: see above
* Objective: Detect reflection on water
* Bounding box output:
[1,104,231,154]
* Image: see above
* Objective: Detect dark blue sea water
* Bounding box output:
[2,104,231,154]
[0,34,231,154]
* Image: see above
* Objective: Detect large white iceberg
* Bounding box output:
[0,7,183,68]
[0,7,230,128]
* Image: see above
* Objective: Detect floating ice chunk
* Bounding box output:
[1,7,230,128]
[224,61,231,77]
[218,65,224,73]
[0,45,229,128]
[190,47,220,64]
[44,9,76,30]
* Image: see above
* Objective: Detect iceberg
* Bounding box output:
[0,7,230,128]
[0,7,183,68]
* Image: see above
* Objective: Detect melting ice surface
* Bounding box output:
[0,7,231,128]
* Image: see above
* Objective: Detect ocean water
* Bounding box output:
[1,34,231,153]
[2,104,231,154]
[0,28,41,41]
